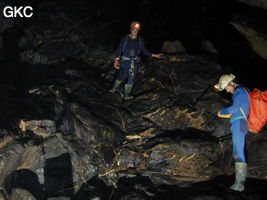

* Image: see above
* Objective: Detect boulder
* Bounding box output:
[231,21,267,60]
[9,188,36,200]
[0,136,97,199]
[18,4,114,66]
[200,41,219,54]
[1,49,267,198]
[115,136,232,186]
[19,120,56,137]
[0,132,13,149]
[238,0,267,10]
[161,41,186,53]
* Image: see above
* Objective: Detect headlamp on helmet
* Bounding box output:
[215,74,236,91]
[131,21,141,31]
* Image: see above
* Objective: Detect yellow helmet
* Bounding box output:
[215,74,235,91]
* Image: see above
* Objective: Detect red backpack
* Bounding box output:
[246,89,267,134]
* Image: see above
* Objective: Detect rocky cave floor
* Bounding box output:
[0,56,267,200]
[0,1,267,200]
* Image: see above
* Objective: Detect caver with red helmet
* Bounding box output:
[130,21,141,31]
[110,21,163,100]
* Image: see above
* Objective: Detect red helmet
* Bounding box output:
[130,21,141,31]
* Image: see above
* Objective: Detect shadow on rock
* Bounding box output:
[44,153,74,199]
[4,169,44,200]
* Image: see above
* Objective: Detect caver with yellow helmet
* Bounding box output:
[215,74,236,91]
[109,21,163,100]
[216,74,250,192]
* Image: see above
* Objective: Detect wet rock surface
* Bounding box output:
[231,19,267,60]
[0,55,266,199]
[19,1,115,65]
[9,188,37,200]
[161,41,186,54]
[238,0,267,10]
[231,1,267,60]
[200,41,218,54]
[0,1,266,200]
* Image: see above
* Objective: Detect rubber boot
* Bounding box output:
[230,162,247,192]
[109,80,122,93]
[124,84,133,100]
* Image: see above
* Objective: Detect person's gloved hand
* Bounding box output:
[152,53,164,59]
[217,111,232,118]
[114,59,120,69]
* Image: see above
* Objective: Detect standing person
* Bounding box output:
[215,74,250,192]
[109,21,163,100]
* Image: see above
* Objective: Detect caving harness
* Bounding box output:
[121,35,142,77]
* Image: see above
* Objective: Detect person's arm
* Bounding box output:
[219,91,241,115]
[113,36,126,69]
[115,36,126,59]
[140,38,163,58]
[140,37,153,57]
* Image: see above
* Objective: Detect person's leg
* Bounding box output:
[232,119,248,163]
[124,63,139,99]
[110,62,129,93]
[230,120,248,192]
[235,132,247,163]
[127,63,139,85]
[232,128,238,161]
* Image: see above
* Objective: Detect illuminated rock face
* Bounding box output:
[0,0,267,199]
[0,52,267,198]
[231,1,267,60]
[231,21,267,60]
[200,41,219,54]
[161,41,186,53]
[238,0,267,9]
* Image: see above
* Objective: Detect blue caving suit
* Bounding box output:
[115,35,152,84]
[220,87,250,163]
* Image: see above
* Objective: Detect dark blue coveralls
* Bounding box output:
[115,35,152,84]
[220,87,250,163]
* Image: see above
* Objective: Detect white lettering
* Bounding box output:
[3,6,33,18]
[23,6,33,18]
[14,6,23,17]
[3,6,13,18]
